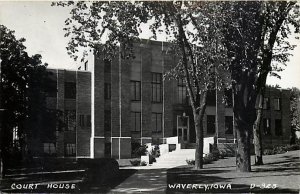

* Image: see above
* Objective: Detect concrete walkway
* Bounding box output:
[110,150,300,193]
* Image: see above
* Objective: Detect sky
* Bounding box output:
[0,1,299,89]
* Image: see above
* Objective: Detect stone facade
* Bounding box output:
[31,40,291,159]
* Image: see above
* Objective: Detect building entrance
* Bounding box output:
[177,115,189,143]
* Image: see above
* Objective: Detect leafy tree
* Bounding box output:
[252,1,299,166]
[222,1,264,172]
[0,25,53,177]
[222,1,299,171]
[290,87,300,144]
[53,1,230,169]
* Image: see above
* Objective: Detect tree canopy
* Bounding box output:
[0,25,54,164]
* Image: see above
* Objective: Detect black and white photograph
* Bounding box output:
[0,1,300,193]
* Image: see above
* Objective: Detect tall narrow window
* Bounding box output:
[131,112,141,131]
[263,98,270,110]
[152,73,162,102]
[224,89,232,107]
[104,83,111,100]
[65,143,76,156]
[152,113,162,132]
[47,80,57,98]
[177,79,187,104]
[206,90,216,106]
[79,115,85,127]
[104,110,111,132]
[131,81,141,101]
[104,59,111,73]
[65,110,76,131]
[207,115,216,134]
[43,143,56,155]
[65,82,76,99]
[274,98,281,110]
[225,116,233,134]
[87,115,91,127]
[275,119,282,136]
[263,118,271,135]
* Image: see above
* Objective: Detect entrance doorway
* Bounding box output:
[177,115,189,143]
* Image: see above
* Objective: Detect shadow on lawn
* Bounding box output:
[166,164,299,193]
[0,167,138,193]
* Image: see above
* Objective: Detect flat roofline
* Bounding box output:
[47,68,91,73]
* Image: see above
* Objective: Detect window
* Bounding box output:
[104,59,111,73]
[104,143,111,157]
[79,114,85,127]
[47,80,57,97]
[152,113,162,132]
[65,143,76,156]
[177,79,187,104]
[65,110,76,131]
[152,73,162,102]
[104,110,111,132]
[225,116,233,134]
[224,89,232,107]
[87,115,91,127]
[274,98,281,110]
[64,82,76,99]
[131,112,141,131]
[207,115,216,134]
[263,98,270,110]
[263,118,271,135]
[275,119,282,136]
[104,83,111,100]
[206,90,216,106]
[131,81,141,101]
[43,143,56,155]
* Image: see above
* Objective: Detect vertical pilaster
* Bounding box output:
[77,71,91,157]
[91,54,105,158]
[57,70,65,157]
[163,52,175,138]
[141,44,152,140]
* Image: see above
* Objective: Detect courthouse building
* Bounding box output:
[27,40,291,159]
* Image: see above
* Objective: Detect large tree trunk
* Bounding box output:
[235,116,252,172]
[253,92,264,165]
[233,77,258,172]
[194,113,204,169]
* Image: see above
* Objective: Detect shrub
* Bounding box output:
[186,159,195,165]
[186,153,219,166]
[150,145,160,158]
[211,146,220,159]
[149,154,156,164]
[263,144,300,155]
[132,144,148,157]
[140,161,147,166]
[130,159,141,166]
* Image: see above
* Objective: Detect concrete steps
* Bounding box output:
[151,149,195,168]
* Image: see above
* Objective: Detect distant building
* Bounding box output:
[27,40,291,159]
